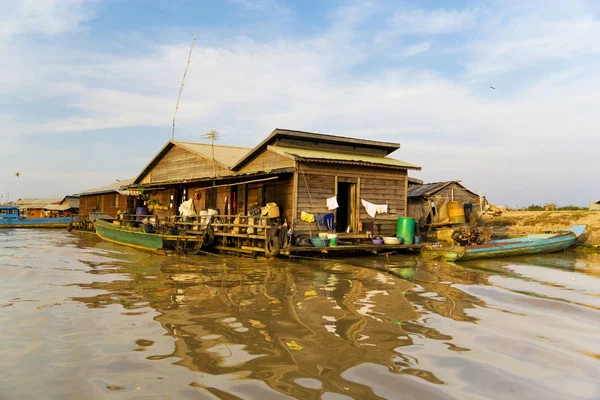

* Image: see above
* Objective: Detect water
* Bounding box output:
[1,229,599,400]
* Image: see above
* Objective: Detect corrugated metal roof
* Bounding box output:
[78,178,135,196]
[233,128,402,170]
[16,198,62,208]
[175,141,251,169]
[44,204,72,211]
[133,141,252,184]
[269,145,420,170]
[408,181,478,198]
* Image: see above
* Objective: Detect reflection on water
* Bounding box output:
[1,230,599,399]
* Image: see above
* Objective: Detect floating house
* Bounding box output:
[15,198,62,218]
[42,195,80,217]
[77,178,135,217]
[130,129,420,238]
[407,181,480,225]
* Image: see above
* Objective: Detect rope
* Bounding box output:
[299,164,314,208]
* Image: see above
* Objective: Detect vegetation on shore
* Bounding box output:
[479,210,600,247]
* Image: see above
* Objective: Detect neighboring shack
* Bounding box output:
[43,195,80,217]
[589,200,600,211]
[129,128,421,237]
[15,198,62,218]
[407,181,480,225]
[77,179,135,217]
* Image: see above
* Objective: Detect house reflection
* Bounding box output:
[71,254,493,397]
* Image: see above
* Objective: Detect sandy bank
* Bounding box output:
[479,210,600,246]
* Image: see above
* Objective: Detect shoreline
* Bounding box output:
[479,210,600,247]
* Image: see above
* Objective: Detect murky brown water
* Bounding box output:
[1,229,599,400]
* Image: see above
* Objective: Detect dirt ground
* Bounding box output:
[479,210,600,247]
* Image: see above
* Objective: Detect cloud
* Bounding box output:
[1,1,599,206]
[387,8,477,35]
[0,0,92,39]
[399,42,432,57]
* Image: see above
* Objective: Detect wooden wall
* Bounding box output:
[407,183,480,224]
[140,146,233,185]
[79,193,129,217]
[236,149,295,175]
[294,162,408,236]
[141,175,295,223]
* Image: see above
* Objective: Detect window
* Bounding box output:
[206,188,217,209]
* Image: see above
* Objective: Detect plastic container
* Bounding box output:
[383,237,401,245]
[396,217,415,245]
[372,238,384,245]
[414,236,421,244]
[136,206,149,221]
[310,237,329,247]
[327,233,338,247]
[447,201,466,224]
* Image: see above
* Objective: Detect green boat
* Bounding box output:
[421,225,586,262]
[93,219,210,253]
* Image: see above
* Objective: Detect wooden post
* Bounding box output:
[291,164,299,230]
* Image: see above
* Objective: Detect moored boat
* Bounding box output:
[0,206,71,228]
[421,225,586,262]
[93,218,212,254]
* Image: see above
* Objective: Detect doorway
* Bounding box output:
[336,181,357,233]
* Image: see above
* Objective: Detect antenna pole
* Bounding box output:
[172,36,196,140]
[201,130,220,178]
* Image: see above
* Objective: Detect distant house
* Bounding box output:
[15,198,62,218]
[129,128,421,236]
[41,195,80,217]
[590,201,600,211]
[77,179,135,217]
[407,181,480,225]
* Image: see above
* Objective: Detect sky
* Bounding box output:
[1,0,599,207]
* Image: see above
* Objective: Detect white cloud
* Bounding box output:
[399,42,432,57]
[388,8,477,35]
[1,1,599,205]
[0,0,92,39]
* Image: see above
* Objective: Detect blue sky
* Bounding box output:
[1,0,599,207]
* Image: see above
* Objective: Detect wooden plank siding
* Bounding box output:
[140,146,232,185]
[293,162,408,236]
[79,193,128,217]
[236,149,295,175]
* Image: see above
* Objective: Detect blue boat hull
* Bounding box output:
[422,225,586,261]
[0,217,72,229]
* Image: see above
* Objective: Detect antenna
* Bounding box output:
[172,36,196,140]
[201,129,220,177]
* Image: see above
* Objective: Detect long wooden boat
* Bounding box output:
[0,206,71,229]
[421,225,586,262]
[93,219,208,253]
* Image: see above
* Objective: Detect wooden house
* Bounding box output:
[407,181,480,225]
[15,198,62,218]
[77,179,135,217]
[130,129,420,237]
[42,195,79,217]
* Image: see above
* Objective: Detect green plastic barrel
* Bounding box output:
[397,217,415,245]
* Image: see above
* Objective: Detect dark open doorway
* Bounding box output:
[336,181,356,233]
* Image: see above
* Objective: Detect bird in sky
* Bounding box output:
[490,86,496,89]
[15,172,20,178]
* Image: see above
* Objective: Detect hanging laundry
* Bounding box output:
[315,213,335,231]
[361,199,388,218]
[326,196,339,210]
[301,211,315,223]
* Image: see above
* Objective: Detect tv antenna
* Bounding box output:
[172,36,196,140]
[202,129,220,177]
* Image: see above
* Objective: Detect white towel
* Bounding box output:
[326,196,339,210]
[361,199,388,218]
